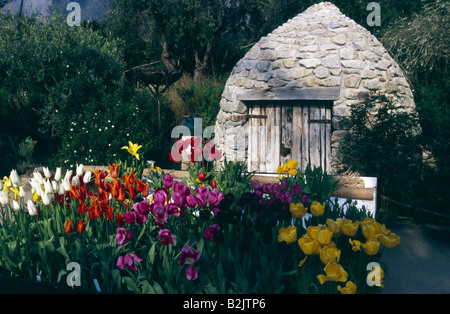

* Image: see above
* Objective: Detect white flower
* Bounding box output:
[43,167,51,179]
[71,176,80,186]
[54,167,62,182]
[19,186,26,198]
[52,180,58,192]
[76,164,84,177]
[0,191,8,206]
[12,199,20,211]
[43,179,53,195]
[64,169,73,182]
[62,178,71,192]
[33,172,44,186]
[27,200,38,216]
[10,169,20,187]
[41,193,51,206]
[83,171,92,184]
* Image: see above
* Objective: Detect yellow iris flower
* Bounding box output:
[122,141,143,160]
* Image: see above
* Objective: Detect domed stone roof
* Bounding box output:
[214,2,416,173]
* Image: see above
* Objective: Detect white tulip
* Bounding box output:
[0,191,8,206]
[10,169,20,187]
[41,193,51,206]
[52,180,58,192]
[58,182,66,195]
[71,175,80,186]
[27,200,38,216]
[64,169,73,182]
[62,178,71,192]
[19,186,26,198]
[76,164,84,177]
[54,167,62,182]
[43,179,53,195]
[43,167,51,179]
[33,172,44,186]
[83,171,92,184]
[12,199,20,211]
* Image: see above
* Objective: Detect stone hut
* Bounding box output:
[214,2,415,174]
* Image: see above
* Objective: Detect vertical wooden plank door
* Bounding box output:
[247,101,332,173]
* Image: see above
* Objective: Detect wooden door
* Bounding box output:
[247,100,332,173]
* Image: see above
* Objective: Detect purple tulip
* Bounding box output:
[292,183,302,195]
[117,253,143,271]
[203,224,220,243]
[165,203,180,216]
[262,183,273,195]
[251,180,261,190]
[135,213,148,224]
[208,188,224,208]
[179,245,201,280]
[186,194,197,208]
[124,211,136,224]
[116,227,132,245]
[163,174,174,189]
[195,186,209,208]
[153,189,169,206]
[280,180,288,191]
[301,193,310,204]
[133,199,151,216]
[158,229,175,245]
[153,207,168,228]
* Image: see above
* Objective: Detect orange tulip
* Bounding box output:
[109,163,121,179]
[76,219,85,233]
[64,220,73,234]
[93,170,108,186]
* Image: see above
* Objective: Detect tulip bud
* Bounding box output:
[27,200,38,216]
[71,176,80,186]
[12,199,20,211]
[76,164,84,177]
[83,171,92,184]
[52,180,58,192]
[43,167,51,179]
[62,178,71,192]
[19,186,26,198]
[41,193,51,206]
[0,191,9,206]
[64,169,73,182]
[43,179,53,195]
[54,167,62,182]
[10,169,20,187]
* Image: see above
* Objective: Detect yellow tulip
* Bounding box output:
[378,232,401,248]
[327,218,343,235]
[121,141,143,160]
[341,219,359,237]
[317,263,348,284]
[362,237,380,255]
[361,217,382,239]
[338,281,357,294]
[277,225,297,244]
[306,226,319,241]
[317,226,333,246]
[288,168,297,177]
[298,234,320,255]
[276,166,283,174]
[289,202,307,218]
[320,245,341,264]
[310,201,325,217]
[349,238,362,251]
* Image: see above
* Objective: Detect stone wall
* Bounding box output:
[214,2,416,173]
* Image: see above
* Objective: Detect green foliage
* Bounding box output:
[339,93,423,205]
[53,89,176,169]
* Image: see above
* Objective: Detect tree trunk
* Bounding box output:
[193,40,213,82]
[160,33,177,72]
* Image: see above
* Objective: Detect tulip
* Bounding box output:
[378,232,401,248]
[0,191,8,206]
[349,238,362,251]
[289,202,307,218]
[317,226,333,246]
[203,224,220,243]
[163,174,174,189]
[109,163,120,179]
[27,199,38,216]
[179,245,201,280]
[76,219,86,233]
[71,175,80,186]
[10,169,20,187]
[320,245,341,264]
[116,227,132,245]
[44,179,53,195]
[43,167,51,179]
[298,234,320,255]
[64,220,73,234]
[121,141,143,160]
[278,225,297,244]
[159,229,175,245]
[327,218,343,235]
[54,167,62,182]
[338,281,357,294]
[341,219,359,237]
[300,193,309,204]
[83,171,92,184]
[116,212,125,227]
[76,164,84,177]
[64,169,73,182]
[41,193,51,205]
[12,199,20,211]
[361,217,382,239]
[362,237,380,255]
[117,253,143,271]
[317,263,348,285]
[310,201,325,217]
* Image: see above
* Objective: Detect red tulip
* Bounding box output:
[198,172,205,182]
[76,219,85,233]
[64,220,73,234]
